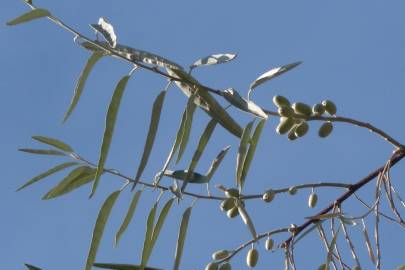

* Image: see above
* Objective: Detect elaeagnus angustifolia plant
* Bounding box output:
[7,1,405,270]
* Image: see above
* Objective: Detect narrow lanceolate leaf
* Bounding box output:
[24,264,42,270]
[7,9,51,26]
[153,110,186,186]
[94,263,162,270]
[134,91,166,186]
[240,119,266,189]
[17,162,78,191]
[150,199,174,249]
[63,52,104,122]
[163,170,209,184]
[222,88,268,119]
[173,207,192,270]
[181,119,217,191]
[85,191,121,270]
[19,148,66,156]
[305,213,343,221]
[325,227,340,270]
[115,190,143,246]
[166,68,243,138]
[236,200,257,238]
[42,166,96,200]
[32,136,74,152]
[90,18,117,48]
[190,53,237,70]
[140,203,158,270]
[176,93,197,164]
[362,224,376,265]
[92,75,130,198]
[236,121,254,189]
[206,145,231,180]
[248,61,302,98]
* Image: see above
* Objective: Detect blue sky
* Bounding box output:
[2,0,405,269]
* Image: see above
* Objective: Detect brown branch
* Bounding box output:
[282,149,405,247]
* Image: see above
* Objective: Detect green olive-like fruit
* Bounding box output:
[205,262,219,270]
[227,206,239,218]
[225,188,239,198]
[294,122,309,137]
[292,102,312,116]
[219,263,232,270]
[276,117,295,135]
[278,106,293,117]
[317,264,327,270]
[246,248,259,268]
[273,95,290,108]
[287,128,298,141]
[212,250,229,260]
[322,100,337,115]
[318,122,333,138]
[262,189,275,203]
[308,192,318,208]
[288,186,298,195]
[265,238,274,251]
[312,103,325,116]
[352,266,361,270]
[220,198,235,212]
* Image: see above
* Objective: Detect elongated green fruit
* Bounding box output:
[262,189,275,203]
[219,262,232,270]
[220,198,235,212]
[322,100,337,115]
[276,117,294,135]
[205,262,218,270]
[225,188,239,198]
[212,250,229,260]
[246,248,259,268]
[308,192,318,208]
[278,106,293,117]
[319,122,333,138]
[294,122,309,137]
[312,103,325,116]
[272,95,290,108]
[227,207,239,218]
[265,238,274,250]
[287,128,298,141]
[292,102,312,116]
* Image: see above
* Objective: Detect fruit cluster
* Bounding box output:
[273,95,337,140]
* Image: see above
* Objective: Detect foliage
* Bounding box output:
[7,1,405,270]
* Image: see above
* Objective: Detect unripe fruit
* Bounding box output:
[220,198,235,212]
[322,100,337,115]
[318,122,333,138]
[288,186,298,195]
[265,238,274,251]
[276,117,294,135]
[308,192,318,208]
[312,103,325,116]
[246,248,259,268]
[317,264,327,270]
[278,106,293,117]
[287,129,298,141]
[273,95,290,108]
[205,262,219,270]
[292,102,312,116]
[212,250,229,260]
[352,266,361,270]
[227,206,239,218]
[262,189,275,203]
[219,263,232,270]
[225,188,239,198]
[294,122,309,137]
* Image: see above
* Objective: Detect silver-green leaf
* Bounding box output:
[42,166,96,200]
[248,61,302,98]
[24,264,42,270]
[32,135,74,152]
[7,9,51,26]
[92,75,130,198]
[63,52,104,123]
[162,170,209,184]
[85,191,121,270]
[19,148,66,156]
[17,162,78,191]
[134,91,166,187]
[94,263,162,270]
[236,121,254,189]
[115,190,143,247]
[173,207,192,270]
[206,145,231,180]
[140,202,158,270]
[190,53,237,70]
[222,88,268,119]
